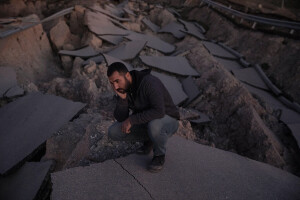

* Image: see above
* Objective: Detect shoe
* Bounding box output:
[136,140,153,155]
[148,155,165,173]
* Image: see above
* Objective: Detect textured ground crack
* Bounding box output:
[113,159,155,200]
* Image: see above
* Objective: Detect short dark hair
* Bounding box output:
[107,62,129,77]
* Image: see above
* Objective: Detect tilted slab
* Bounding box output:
[189,112,211,124]
[142,18,160,32]
[123,8,136,17]
[82,55,104,66]
[85,10,129,36]
[181,76,201,105]
[103,54,133,71]
[286,124,300,146]
[0,67,18,97]
[5,85,24,98]
[243,83,284,109]
[232,67,270,91]
[178,19,206,40]
[51,160,152,200]
[0,161,53,200]
[98,35,123,45]
[116,136,300,200]
[107,40,146,61]
[151,71,188,105]
[215,57,243,71]
[202,41,238,59]
[280,108,300,125]
[88,5,130,22]
[125,32,175,54]
[139,56,199,76]
[58,46,100,58]
[104,4,124,17]
[158,21,186,39]
[134,68,188,105]
[0,92,86,174]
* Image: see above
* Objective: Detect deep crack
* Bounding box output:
[113,159,155,200]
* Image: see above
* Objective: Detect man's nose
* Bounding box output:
[113,83,119,90]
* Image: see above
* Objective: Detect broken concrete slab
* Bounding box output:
[0,161,53,200]
[181,76,201,105]
[103,54,133,71]
[151,71,188,105]
[125,31,175,54]
[243,83,284,109]
[134,68,187,105]
[0,67,18,97]
[202,41,238,59]
[107,40,146,61]
[218,42,244,58]
[280,108,300,125]
[0,92,86,175]
[167,7,181,18]
[98,35,123,45]
[232,67,270,91]
[88,5,130,22]
[158,21,186,39]
[116,136,300,200]
[82,55,104,66]
[4,85,24,98]
[123,8,136,17]
[84,10,129,36]
[41,7,74,23]
[286,124,300,146]
[51,159,152,200]
[178,19,206,40]
[139,56,199,76]
[215,57,243,71]
[104,4,124,17]
[189,112,211,124]
[142,18,160,32]
[58,46,100,58]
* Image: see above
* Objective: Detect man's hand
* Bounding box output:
[122,118,132,134]
[115,89,127,100]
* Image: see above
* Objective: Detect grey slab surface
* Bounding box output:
[0,92,86,174]
[139,56,199,76]
[51,159,152,200]
[0,161,53,200]
[215,57,243,71]
[202,41,237,59]
[158,21,186,39]
[243,83,284,109]
[117,136,300,200]
[103,54,133,71]
[181,76,200,105]
[107,40,146,61]
[123,8,136,17]
[89,5,130,22]
[232,67,270,91]
[58,46,100,58]
[287,123,300,146]
[134,68,188,105]
[125,31,175,54]
[98,34,123,45]
[280,107,300,124]
[142,18,160,32]
[0,67,18,97]
[151,71,188,105]
[82,55,104,66]
[178,19,206,40]
[104,4,124,17]
[85,11,129,36]
[5,85,24,98]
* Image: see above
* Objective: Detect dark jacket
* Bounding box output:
[114,69,180,125]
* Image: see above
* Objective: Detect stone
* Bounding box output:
[149,8,177,27]
[61,55,73,73]
[81,31,103,51]
[50,20,71,50]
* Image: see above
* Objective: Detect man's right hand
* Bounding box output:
[115,89,127,100]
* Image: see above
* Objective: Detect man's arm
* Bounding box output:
[129,76,165,125]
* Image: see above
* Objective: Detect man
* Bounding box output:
[107,62,180,173]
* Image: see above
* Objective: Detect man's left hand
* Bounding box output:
[122,118,132,134]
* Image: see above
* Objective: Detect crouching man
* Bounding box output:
[107,62,180,173]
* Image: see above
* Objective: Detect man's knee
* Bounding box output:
[108,122,122,141]
[147,119,162,138]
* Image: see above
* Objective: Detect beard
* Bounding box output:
[117,76,130,94]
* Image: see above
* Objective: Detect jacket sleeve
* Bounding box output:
[114,95,130,122]
[129,77,165,125]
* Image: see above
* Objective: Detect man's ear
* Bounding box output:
[125,72,131,79]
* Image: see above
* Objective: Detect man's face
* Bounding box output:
[108,71,130,94]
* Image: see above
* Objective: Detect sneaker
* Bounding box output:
[148,155,165,173]
[136,140,153,155]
